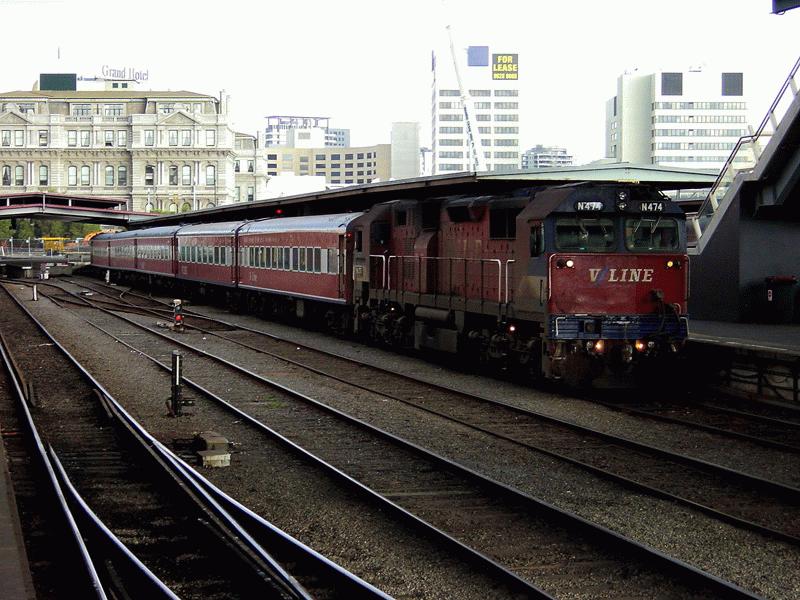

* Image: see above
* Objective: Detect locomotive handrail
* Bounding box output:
[386,255,503,303]
[504,259,515,304]
[368,254,387,288]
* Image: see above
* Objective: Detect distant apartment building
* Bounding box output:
[264,145,390,186]
[431,45,521,174]
[521,145,573,169]
[605,67,749,171]
[264,115,350,148]
[0,74,260,211]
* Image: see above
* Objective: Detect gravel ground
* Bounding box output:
[21,278,800,599]
[9,283,533,600]
[116,286,800,600]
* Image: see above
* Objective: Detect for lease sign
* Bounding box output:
[492,54,518,80]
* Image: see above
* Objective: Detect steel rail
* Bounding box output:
[0,284,347,600]
[0,326,108,599]
[38,282,764,599]
[61,278,800,544]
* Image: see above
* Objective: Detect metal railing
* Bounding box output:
[379,255,505,304]
[690,55,800,244]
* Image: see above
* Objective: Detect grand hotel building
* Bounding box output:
[0,79,262,212]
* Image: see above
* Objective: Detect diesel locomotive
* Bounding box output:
[92,183,689,385]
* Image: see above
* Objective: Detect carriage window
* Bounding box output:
[624,218,679,252]
[328,249,339,274]
[214,247,220,264]
[299,247,307,272]
[555,218,615,252]
[283,247,290,270]
[292,247,299,270]
[395,209,407,226]
[314,248,322,273]
[529,222,544,257]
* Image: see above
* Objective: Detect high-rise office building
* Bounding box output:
[431,45,521,174]
[605,67,749,171]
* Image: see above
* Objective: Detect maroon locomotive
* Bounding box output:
[92,183,688,384]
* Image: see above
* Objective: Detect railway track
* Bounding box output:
[11,278,767,598]
[54,276,800,546]
[0,284,393,600]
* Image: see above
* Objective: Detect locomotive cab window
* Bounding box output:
[624,217,679,251]
[555,217,615,252]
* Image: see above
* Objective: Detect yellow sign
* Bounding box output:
[492,54,518,80]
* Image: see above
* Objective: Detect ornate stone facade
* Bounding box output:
[0,88,262,212]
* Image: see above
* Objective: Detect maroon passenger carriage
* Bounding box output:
[93,226,180,276]
[236,213,361,328]
[176,222,240,287]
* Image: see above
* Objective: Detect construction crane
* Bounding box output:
[444,22,488,172]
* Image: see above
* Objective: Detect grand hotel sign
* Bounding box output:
[101,65,150,82]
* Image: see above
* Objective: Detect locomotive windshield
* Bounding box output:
[624,217,680,251]
[555,217,615,252]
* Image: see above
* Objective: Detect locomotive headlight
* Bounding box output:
[508,324,516,333]
[666,259,681,269]
[634,340,646,352]
[565,259,575,269]
[593,339,605,354]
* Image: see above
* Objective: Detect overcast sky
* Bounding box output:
[1,0,798,164]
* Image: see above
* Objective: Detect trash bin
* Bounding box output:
[763,275,798,324]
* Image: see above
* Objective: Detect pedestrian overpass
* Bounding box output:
[0,192,155,225]
[689,55,800,322]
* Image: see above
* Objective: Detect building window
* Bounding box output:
[182,165,191,185]
[722,72,743,96]
[80,165,90,186]
[235,186,241,201]
[181,130,191,146]
[661,72,683,96]
[72,104,92,116]
[67,166,77,186]
[168,130,178,146]
[205,164,215,185]
[67,130,77,147]
[14,165,23,186]
[494,89,518,97]
[145,165,154,186]
[169,165,178,185]
[118,166,128,186]
[14,130,23,146]
[80,130,91,147]
[206,130,216,146]
[160,103,175,115]
[247,186,254,201]
[0,131,8,146]
[105,130,114,147]
[39,165,48,185]
[105,165,114,186]
[38,130,48,146]
[118,130,127,146]
[234,160,240,172]
[247,160,254,172]
[144,130,154,146]
[439,89,460,96]
[104,104,123,117]
[1,165,9,185]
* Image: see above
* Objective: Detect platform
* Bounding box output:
[690,320,800,357]
[0,420,35,599]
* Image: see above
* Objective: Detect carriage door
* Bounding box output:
[338,233,347,299]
